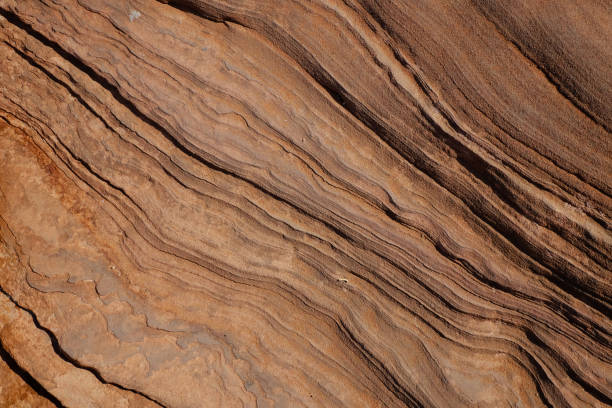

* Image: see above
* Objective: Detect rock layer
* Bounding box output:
[0,0,610,407]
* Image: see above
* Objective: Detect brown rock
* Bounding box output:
[0,0,610,406]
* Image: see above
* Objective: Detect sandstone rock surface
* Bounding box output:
[0,0,610,407]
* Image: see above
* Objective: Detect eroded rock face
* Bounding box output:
[0,0,609,407]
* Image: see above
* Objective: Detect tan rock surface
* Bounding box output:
[0,349,55,408]
[0,0,610,407]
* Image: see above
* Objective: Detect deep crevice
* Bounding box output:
[0,284,167,407]
[0,337,65,407]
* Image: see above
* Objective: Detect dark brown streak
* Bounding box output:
[0,283,168,408]
[0,336,65,407]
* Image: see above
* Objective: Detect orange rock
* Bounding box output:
[0,0,610,406]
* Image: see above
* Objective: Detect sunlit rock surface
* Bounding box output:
[0,1,610,406]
